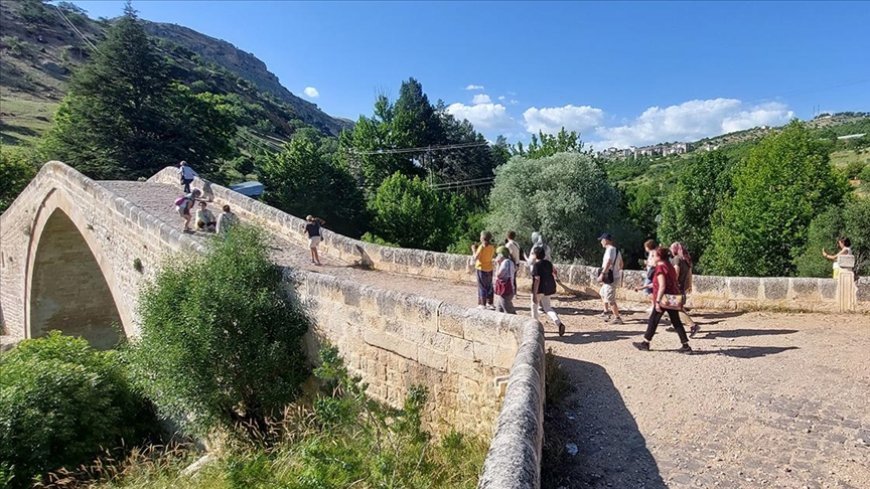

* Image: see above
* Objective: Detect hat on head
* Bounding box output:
[598,232,613,241]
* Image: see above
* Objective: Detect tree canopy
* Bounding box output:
[42,6,237,179]
[704,121,848,276]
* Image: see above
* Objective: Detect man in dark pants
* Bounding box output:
[178,160,197,193]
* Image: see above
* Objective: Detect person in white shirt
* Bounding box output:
[178,160,198,193]
[823,237,852,278]
[195,201,216,232]
[597,232,624,324]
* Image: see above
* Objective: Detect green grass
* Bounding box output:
[830,148,870,169]
[66,346,487,489]
[0,93,57,146]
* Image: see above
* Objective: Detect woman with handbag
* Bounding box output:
[633,247,693,353]
[494,246,517,314]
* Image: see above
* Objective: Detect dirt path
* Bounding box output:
[108,181,870,489]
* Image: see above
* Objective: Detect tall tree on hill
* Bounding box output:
[43,4,236,180]
[704,121,848,276]
[341,78,497,201]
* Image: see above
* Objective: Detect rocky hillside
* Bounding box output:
[0,0,351,146]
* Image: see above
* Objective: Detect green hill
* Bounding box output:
[0,0,351,147]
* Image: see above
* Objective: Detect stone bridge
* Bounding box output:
[2,162,869,488]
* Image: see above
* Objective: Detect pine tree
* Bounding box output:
[44,3,236,179]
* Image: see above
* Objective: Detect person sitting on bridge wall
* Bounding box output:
[216,205,238,235]
[195,201,216,233]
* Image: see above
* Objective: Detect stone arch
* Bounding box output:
[24,188,132,349]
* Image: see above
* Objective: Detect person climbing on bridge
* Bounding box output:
[531,247,566,336]
[216,204,238,235]
[304,215,323,266]
[195,201,216,232]
[633,246,693,353]
[175,188,201,233]
[178,160,197,193]
[494,246,517,314]
[670,241,700,337]
[472,231,496,309]
[597,233,624,325]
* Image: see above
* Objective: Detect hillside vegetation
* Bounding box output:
[0,0,350,148]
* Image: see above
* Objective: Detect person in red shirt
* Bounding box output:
[633,247,692,353]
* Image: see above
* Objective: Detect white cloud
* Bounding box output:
[498,95,506,101]
[472,93,492,105]
[303,86,319,98]
[465,84,485,91]
[593,98,794,148]
[447,102,516,133]
[523,105,605,134]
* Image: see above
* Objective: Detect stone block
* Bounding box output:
[418,347,448,372]
[363,329,418,360]
[421,331,452,352]
[760,278,788,300]
[448,336,475,360]
[818,279,837,300]
[790,278,820,299]
[692,275,727,295]
[473,341,496,365]
[727,277,760,299]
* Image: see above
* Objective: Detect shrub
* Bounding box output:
[0,332,155,488]
[125,226,310,438]
[0,146,39,214]
[487,151,628,263]
[369,172,455,251]
[845,160,865,180]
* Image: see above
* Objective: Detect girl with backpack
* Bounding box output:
[174,189,201,233]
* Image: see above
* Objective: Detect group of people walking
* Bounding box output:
[471,230,702,352]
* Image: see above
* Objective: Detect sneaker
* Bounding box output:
[598,312,612,321]
[689,324,700,338]
[485,304,495,310]
[610,316,624,325]
[679,343,693,354]
[632,341,650,351]
[665,326,675,332]
[558,322,566,337]
[476,305,486,310]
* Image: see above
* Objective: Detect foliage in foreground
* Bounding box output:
[0,145,39,214]
[125,226,310,438]
[0,332,156,488]
[88,346,486,489]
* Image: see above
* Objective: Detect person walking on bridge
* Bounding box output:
[305,215,323,266]
[472,231,496,309]
[633,246,693,353]
[178,160,197,193]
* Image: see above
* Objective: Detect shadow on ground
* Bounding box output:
[542,358,666,489]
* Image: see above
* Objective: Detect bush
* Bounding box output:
[0,332,155,488]
[0,146,39,214]
[125,226,310,438]
[845,160,866,180]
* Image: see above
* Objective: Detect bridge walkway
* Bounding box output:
[101,180,870,489]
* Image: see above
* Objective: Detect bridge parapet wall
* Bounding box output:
[151,168,867,314]
[1,162,206,340]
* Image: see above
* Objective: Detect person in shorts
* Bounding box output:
[597,233,624,324]
[175,189,201,233]
[304,215,323,266]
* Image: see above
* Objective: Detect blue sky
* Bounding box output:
[72,1,870,148]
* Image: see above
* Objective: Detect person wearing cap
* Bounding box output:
[597,232,624,324]
[178,160,198,193]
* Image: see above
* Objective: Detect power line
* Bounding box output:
[53,5,101,55]
[345,141,490,156]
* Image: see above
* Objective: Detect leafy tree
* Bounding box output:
[0,332,155,488]
[0,146,39,213]
[794,198,870,276]
[512,128,586,159]
[486,152,627,263]
[368,172,455,251]
[704,121,848,276]
[657,150,734,269]
[622,182,662,243]
[341,78,496,201]
[125,227,310,437]
[257,130,368,237]
[42,5,237,180]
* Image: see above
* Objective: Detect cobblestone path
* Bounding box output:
[106,181,870,489]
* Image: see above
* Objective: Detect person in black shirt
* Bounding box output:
[304,215,323,266]
[531,247,566,336]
